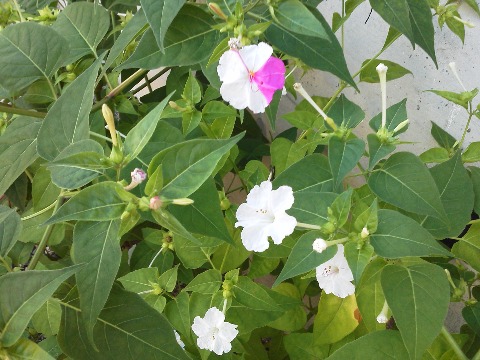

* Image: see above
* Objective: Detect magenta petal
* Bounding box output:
[252,57,286,103]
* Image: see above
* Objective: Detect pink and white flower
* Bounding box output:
[217,41,285,113]
[235,180,297,252]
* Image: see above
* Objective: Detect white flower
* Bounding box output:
[376,63,388,74]
[192,307,238,355]
[376,313,389,324]
[235,180,297,252]
[217,42,285,113]
[315,244,355,298]
[174,330,185,349]
[360,227,369,239]
[124,168,147,190]
[312,238,328,253]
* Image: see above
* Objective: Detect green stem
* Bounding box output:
[0,255,12,272]
[11,0,24,22]
[201,248,217,270]
[219,245,230,273]
[89,130,112,143]
[21,201,56,221]
[26,194,63,270]
[296,222,321,230]
[47,78,58,100]
[459,103,474,149]
[0,104,46,118]
[441,327,469,360]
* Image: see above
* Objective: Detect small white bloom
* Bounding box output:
[131,168,147,184]
[315,244,355,298]
[312,238,328,253]
[376,313,389,324]
[192,307,238,355]
[360,227,369,239]
[174,330,185,349]
[376,63,388,74]
[235,180,297,252]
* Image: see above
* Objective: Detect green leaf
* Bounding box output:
[463,302,480,336]
[182,110,202,135]
[140,0,185,52]
[0,265,81,347]
[0,22,68,94]
[421,151,474,238]
[329,137,365,189]
[326,330,409,359]
[45,182,127,224]
[465,0,480,15]
[184,269,222,294]
[268,283,307,331]
[47,140,106,189]
[368,152,447,220]
[470,167,480,214]
[370,209,451,258]
[265,7,357,89]
[282,110,323,130]
[52,2,110,64]
[369,0,437,65]
[32,167,61,212]
[430,121,457,149]
[369,98,408,133]
[429,89,478,110]
[274,0,329,39]
[381,263,450,360]
[344,242,374,284]
[0,117,41,195]
[313,293,359,344]
[57,286,189,360]
[284,333,329,360]
[330,188,354,228]
[354,198,378,233]
[139,121,184,164]
[3,338,56,360]
[119,5,219,70]
[37,57,103,161]
[367,134,396,169]
[151,209,199,244]
[234,276,283,312]
[105,10,147,69]
[31,299,61,336]
[0,205,21,258]
[169,177,232,243]
[149,133,243,199]
[183,72,201,104]
[419,147,450,164]
[73,220,121,347]
[201,100,236,139]
[175,234,222,269]
[452,223,480,272]
[145,165,163,196]
[274,231,337,286]
[271,137,308,174]
[463,142,480,163]
[327,94,365,129]
[266,90,282,131]
[445,10,465,44]
[158,264,178,293]
[118,267,158,293]
[360,59,412,82]
[124,93,173,162]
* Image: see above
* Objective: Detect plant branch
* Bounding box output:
[459,102,474,149]
[0,104,46,118]
[0,255,12,272]
[441,326,469,360]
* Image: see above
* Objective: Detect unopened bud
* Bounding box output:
[228,37,241,49]
[360,227,370,239]
[393,119,409,134]
[149,196,163,210]
[312,238,328,253]
[208,2,227,20]
[172,198,194,206]
[376,300,389,324]
[124,168,147,190]
[102,104,117,146]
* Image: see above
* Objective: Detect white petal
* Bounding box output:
[203,307,225,326]
[331,280,355,298]
[197,335,214,351]
[192,316,210,337]
[241,224,270,252]
[269,185,295,213]
[218,50,249,83]
[219,77,251,110]
[246,181,272,208]
[219,322,239,342]
[246,87,269,113]
[239,42,273,72]
[269,213,297,244]
[235,203,264,228]
[212,337,231,355]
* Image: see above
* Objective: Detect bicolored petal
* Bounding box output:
[253,57,286,103]
[239,42,272,72]
[218,50,249,83]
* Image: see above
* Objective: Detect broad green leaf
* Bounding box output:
[368,152,447,220]
[140,0,185,52]
[462,142,480,163]
[52,2,110,64]
[370,0,436,64]
[419,147,450,164]
[271,137,308,174]
[151,209,199,244]
[470,167,480,214]
[353,198,378,233]
[274,231,337,286]
[184,269,222,294]
[369,98,408,133]
[423,332,470,360]
[344,242,374,284]
[32,167,61,212]
[327,94,365,129]
[158,265,178,293]
[326,330,409,359]
[422,151,474,238]
[175,234,222,269]
[0,22,68,94]
[163,291,192,342]
[169,177,232,243]
[234,276,283,312]
[145,165,163,196]
[182,110,202,135]
[37,57,103,161]
[314,293,359,344]
[382,263,450,360]
[105,10,148,69]
[330,188,353,228]
[139,121,184,164]
[45,182,127,224]
[463,302,480,336]
[31,299,61,336]
[73,220,121,346]
[370,209,451,258]
[201,101,236,139]
[248,255,280,279]
[119,5,219,70]
[430,121,457,149]
[287,192,337,227]
[452,223,480,272]
[465,0,480,15]
[118,267,158,293]
[274,0,329,39]
[47,140,106,189]
[183,72,201,105]
[0,265,81,347]
[284,333,329,360]
[58,286,189,360]
[2,338,55,360]
[268,283,307,331]
[282,110,323,130]
[265,90,282,131]
[428,90,475,110]
[356,258,387,332]
[149,133,243,199]
[239,160,270,188]
[367,134,396,169]
[124,94,173,162]
[0,205,21,258]
[265,8,356,88]
[445,10,465,44]
[360,59,412,82]
[24,80,57,105]
[329,137,365,189]
[0,117,41,195]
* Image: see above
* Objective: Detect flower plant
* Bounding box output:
[0,0,480,359]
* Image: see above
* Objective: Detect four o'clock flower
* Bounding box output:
[235,180,297,252]
[312,238,328,253]
[217,40,286,113]
[192,307,238,355]
[376,63,388,129]
[315,244,355,298]
[124,168,147,190]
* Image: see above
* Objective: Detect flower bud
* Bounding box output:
[360,227,369,239]
[172,198,194,206]
[102,104,117,146]
[124,168,147,190]
[376,63,388,129]
[228,37,241,49]
[312,238,328,253]
[376,300,389,324]
[322,221,336,235]
[393,119,409,134]
[149,196,163,210]
[208,2,227,20]
[169,101,186,112]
